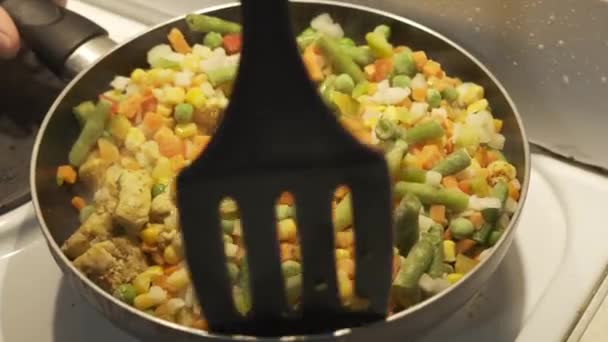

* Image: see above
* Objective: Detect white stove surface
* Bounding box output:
[2,2,607,341]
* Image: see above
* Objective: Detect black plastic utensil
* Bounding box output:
[177,0,393,336]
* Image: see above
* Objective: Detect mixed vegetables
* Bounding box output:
[57,12,521,331]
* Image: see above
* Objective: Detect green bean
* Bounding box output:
[203,32,223,49]
[227,262,239,283]
[401,167,427,183]
[281,260,302,278]
[207,65,237,86]
[472,222,493,246]
[341,45,374,66]
[385,140,408,179]
[392,239,434,306]
[426,88,442,108]
[441,87,459,103]
[297,28,317,50]
[185,14,241,34]
[220,220,234,234]
[405,121,444,145]
[393,193,421,257]
[73,101,96,127]
[375,118,398,141]
[394,182,470,212]
[276,204,294,220]
[488,229,504,246]
[79,205,95,223]
[319,75,337,109]
[113,284,137,305]
[393,50,416,76]
[339,37,356,47]
[352,81,370,98]
[285,275,302,306]
[450,217,475,240]
[69,100,111,167]
[373,24,391,39]
[474,182,509,245]
[237,256,251,314]
[392,75,411,88]
[334,74,355,94]
[333,192,353,231]
[432,149,472,176]
[365,31,393,58]
[425,224,446,278]
[317,35,366,83]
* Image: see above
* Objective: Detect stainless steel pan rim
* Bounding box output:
[29,0,531,340]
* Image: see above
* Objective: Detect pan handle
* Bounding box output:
[1,0,114,77]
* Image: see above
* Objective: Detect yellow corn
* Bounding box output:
[446,273,464,284]
[97,138,120,163]
[164,86,186,105]
[140,224,163,245]
[182,54,201,72]
[335,230,354,248]
[335,248,350,260]
[337,270,353,301]
[133,293,156,310]
[130,68,147,83]
[152,157,173,182]
[167,268,190,291]
[163,245,181,265]
[466,99,489,114]
[443,240,456,263]
[278,218,297,242]
[133,273,152,294]
[124,127,146,152]
[191,74,208,87]
[367,82,378,95]
[493,119,503,133]
[175,123,198,138]
[185,87,206,109]
[156,104,172,117]
[144,266,164,277]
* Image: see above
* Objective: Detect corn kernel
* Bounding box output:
[278,218,297,242]
[170,154,186,172]
[133,273,152,294]
[124,127,146,152]
[335,230,354,248]
[181,54,201,72]
[144,266,164,277]
[466,99,489,114]
[133,293,156,310]
[175,123,198,138]
[185,87,206,109]
[443,240,456,263]
[156,104,172,117]
[337,272,353,301]
[163,245,181,265]
[164,87,186,105]
[167,268,190,291]
[335,248,350,260]
[130,68,147,83]
[152,157,173,182]
[493,119,503,133]
[447,273,464,284]
[140,224,163,245]
[192,74,208,86]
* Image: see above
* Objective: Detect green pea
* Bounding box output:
[203,31,223,49]
[393,50,416,76]
[441,87,459,103]
[488,230,503,246]
[79,205,95,223]
[113,284,136,305]
[450,217,475,240]
[174,103,194,124]
[351,81,370,98]
[392,75,411,88]
[151,183,166,198]
[221,219,234,234]
[297,27,317,50]
[339,37,356,47]
[426,88,442,108]
[374,24,391,39]
[333,74,355,94]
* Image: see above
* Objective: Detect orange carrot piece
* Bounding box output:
[443,229,452,240]
[430,205,447,225]
[508,181,521,200]
[423,60,442,77]
[164,264,181,276]
[143,112,164,133]
[334,185,350,200]
[155,128,183,158]
[278,192,295,206]
[71,196,86,210]
[419,144,442,169]
[373,58,394,82]
[442,175,460,189]
[167,28,192,54]
[456,239,477,254]
[458,179,472,194]
[364,64,376,80]
[412,51,428,71]
[412,87,427,102]
[469,212,484,229]
[57,165,77,185]
[303,44,324,81]
[222,34,242,54]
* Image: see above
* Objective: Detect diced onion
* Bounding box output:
[505,197,518,214]
[410,73,427,89]
[468,196,501,211]
[174,71,194,87]
[110,76,130,91]
[425,170,442,186]
[418,215,435,232]
[310,13,344,39]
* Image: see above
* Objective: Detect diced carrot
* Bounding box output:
[442,176,459,189]
[458,179,472,194]
[422,60,442,77]
[280,243,297,262]
[167,27,192,54]
[364,64,376,80]
[155,127,184,158]
[99,95,119,114]
[419,144,442,169]
[373,58,394,82]
[118,93,144,119]
[192,319,208,330]
[486,150,500,164]
[303,44,324,81]
[335,185,350,200]
[469,212,484,229]
[443,229,452,240]
[445,140,454,154]
[141,93,157,114]
[164,264,181,276]
[399,96,412,108]
[278,192,295,206]
[170,154,186,172]
[71,196,86,210]
[222,33,242,54]
[430,205,447,225]
[456,239,477,254]
[474,147,488,167]
[143,112,164,133]
[412,87,427,102]
[57,165,77,185]
[412,51,428,71]
[508,181,520,200]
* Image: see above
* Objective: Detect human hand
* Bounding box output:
[0,0,67,59]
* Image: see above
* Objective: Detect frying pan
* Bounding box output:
[16,0,530,340]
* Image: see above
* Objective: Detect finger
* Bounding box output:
[0,7,20,59]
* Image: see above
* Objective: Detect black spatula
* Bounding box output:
[177,0,393,336]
